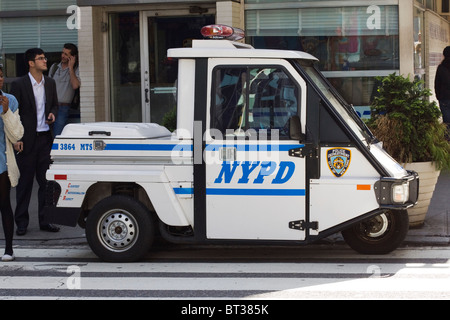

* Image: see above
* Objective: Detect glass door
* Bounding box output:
[140,12,215,127]
[109,12,142,122]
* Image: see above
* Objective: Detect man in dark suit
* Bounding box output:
[11,48,60,235]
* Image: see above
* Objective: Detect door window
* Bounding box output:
[211,66,299,139]
[109,12,142,122]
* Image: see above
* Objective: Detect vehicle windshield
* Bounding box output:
[295,60,371,146]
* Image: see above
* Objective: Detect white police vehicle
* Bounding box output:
[45,25,419,262]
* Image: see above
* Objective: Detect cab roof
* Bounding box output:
[168,40,318,61]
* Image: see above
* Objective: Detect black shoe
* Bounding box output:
[40,224,60,232]
[16,228,27,236]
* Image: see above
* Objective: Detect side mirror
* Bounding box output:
[289,115,305,141]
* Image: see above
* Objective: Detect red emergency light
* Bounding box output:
[201,24,244,41]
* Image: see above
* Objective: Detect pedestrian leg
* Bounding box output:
[0,172,14,256]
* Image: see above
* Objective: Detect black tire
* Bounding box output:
[341,209,409,255]
[86,195,154,262]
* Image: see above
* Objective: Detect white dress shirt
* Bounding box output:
[28,72,49,132]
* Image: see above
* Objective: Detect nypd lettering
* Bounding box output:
[327,148,351,178]
[214,161,295,184]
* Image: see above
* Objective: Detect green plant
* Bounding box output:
[368,73,450,170]
[162,108,177,132]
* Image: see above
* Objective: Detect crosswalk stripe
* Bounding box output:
[2,246,450,299]
[2,274,450,291]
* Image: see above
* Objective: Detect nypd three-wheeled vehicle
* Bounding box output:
[44,25,419,262]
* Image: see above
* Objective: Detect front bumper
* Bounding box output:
[374,170,419,209]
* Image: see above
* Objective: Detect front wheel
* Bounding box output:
[86,195,154,262]
[342,210,409,254]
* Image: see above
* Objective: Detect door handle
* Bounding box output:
[145,88,149,103]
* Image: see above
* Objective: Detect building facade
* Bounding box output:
[0,0,79,120]
[1,0,449,124]
[0,0,78,85]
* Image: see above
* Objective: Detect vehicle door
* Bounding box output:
[204,59,307,240]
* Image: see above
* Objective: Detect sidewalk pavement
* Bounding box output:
[405,169,450,245]
[1,170,449,248]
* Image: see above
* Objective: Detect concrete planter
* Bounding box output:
[403,161,441,228]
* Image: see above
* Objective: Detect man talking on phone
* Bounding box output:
[49,43,80,136]
[11,48,60,235]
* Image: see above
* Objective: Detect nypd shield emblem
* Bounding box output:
[327,148,351,178]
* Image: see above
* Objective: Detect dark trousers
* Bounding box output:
[440,100,450,124]
[440,100,450,141]
[14,132,52,229]
[0,172,14,255]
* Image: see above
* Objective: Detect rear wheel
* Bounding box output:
[86,195,154,262]
[342,210,409,254]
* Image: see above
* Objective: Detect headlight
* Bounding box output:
[392,182,409,203]
[375,172,418,208]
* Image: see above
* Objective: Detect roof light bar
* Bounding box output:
[201,24,245,41]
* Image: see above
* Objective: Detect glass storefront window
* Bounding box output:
[247,6,399,37]
[246,4,399,110]
[0,16,78,54]
[413,7,425,78]
[0,0,74,11]
[251,35,399,71]
[247,5,399,72]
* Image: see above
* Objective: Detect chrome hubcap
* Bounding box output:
[365,213,389,238]
[98,210,138,252]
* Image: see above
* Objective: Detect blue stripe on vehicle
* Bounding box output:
[105,144,193,151]
[206,188,305,196]
[173,188,194,195]
[53,143,303,152]
[204,144,304,152]
[173,188,305,196]
[105,143,302,152]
